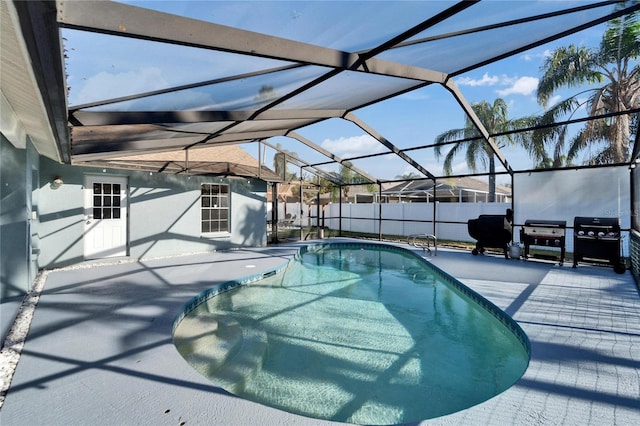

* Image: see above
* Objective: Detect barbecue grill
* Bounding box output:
[520,219,566,265]
[467,215,511,259]
[573,217,625,274]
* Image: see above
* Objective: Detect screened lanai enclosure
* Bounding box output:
[2,0,640,294]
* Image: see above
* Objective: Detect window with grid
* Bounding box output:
[201,183,229,234]
[92,182,122,219]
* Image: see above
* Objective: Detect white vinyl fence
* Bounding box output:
[269,167,631,257]
[323,202,510,244]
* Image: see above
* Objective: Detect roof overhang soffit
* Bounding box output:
[8,0,70,162]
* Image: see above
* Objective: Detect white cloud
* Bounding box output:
[456,72,499,87]
[320,135,386,158]
[496,76,539,96]
[521,49,552,61]
[456,72,539,98]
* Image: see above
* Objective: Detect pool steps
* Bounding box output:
[173,314,268,394]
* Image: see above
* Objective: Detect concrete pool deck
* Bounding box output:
[1,238,639,425]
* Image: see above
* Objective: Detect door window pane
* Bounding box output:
[92,180,125,221]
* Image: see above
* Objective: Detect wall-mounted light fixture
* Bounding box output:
[51,176,64,189]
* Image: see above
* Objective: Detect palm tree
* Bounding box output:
[273,143,298,182]
[434,98,536,201]
[395,172,422,179]
[336,161,375,202]
[534,10,639,166]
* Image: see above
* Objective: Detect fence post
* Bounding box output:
[432,177,438,236]
[339,185,343,237]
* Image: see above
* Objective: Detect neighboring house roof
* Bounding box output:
[75,145,283,182]
[382,177,511,197]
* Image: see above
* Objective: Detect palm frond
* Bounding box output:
[600,10,640,62]
[537,45,604,107]
[433,128,469,158]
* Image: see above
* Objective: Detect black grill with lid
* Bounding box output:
[572,217,625,274]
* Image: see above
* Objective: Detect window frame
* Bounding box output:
[200,183,230,236]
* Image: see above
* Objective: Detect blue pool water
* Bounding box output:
[173,243,530,425]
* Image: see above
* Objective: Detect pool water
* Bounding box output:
[173,243,529,424]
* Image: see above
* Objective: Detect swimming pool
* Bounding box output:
[173,242,530,424]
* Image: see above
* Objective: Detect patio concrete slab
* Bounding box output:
[1,239,639,425]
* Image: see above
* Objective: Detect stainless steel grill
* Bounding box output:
[520,219,566,265]
[573,217,625,274]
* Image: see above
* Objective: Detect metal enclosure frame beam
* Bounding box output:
[56,0,448,84]
[444,79,513,174]
[260,139,342,185]
[287,131,378,184]
[343,112,437,180]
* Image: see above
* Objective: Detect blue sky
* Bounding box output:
[252,17,610,182]
[64,1,624,183]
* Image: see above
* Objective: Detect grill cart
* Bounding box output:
[573,217,625,274]
[467,215,511,259]
[520,219,566,265]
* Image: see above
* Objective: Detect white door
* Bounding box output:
[84,175,128,259]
